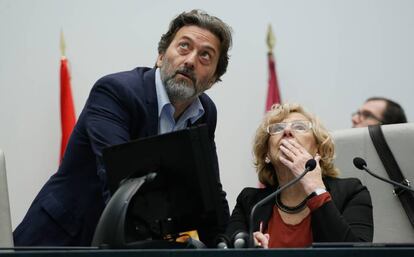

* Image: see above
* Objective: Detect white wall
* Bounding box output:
[1,0,414,229]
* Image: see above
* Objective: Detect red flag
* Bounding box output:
[60,56,76,162]
[259,53,281,189]
[265,52,281,110]
[265,25,281,111]
[259,25,281,188]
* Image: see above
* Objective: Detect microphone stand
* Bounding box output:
[361,165,414,193]
[248,160,316,248]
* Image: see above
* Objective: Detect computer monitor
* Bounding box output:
[96,124,224,247]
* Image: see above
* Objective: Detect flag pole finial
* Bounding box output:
[60,30,66,58]
[266,24,276,54]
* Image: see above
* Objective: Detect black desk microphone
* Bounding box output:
[353,157,413,193]
[248,159,317,248]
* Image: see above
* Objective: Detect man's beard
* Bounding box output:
[164,78,197,103]
[160,58,209,103]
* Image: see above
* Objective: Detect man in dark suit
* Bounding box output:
[13,9,232,247]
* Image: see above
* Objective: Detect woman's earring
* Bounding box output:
[265,156,271,164]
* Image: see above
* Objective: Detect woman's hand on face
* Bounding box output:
[279,138,315,175]
[253,231,270,248]
[279,139,325,194]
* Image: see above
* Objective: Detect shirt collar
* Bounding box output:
[155,68,171,117]
[155,68,205,125]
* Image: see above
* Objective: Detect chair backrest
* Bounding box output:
[331,123,414,243]
[0,149,13,247]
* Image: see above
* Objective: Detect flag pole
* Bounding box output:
[60,30,66,59]
[59,31,76,162]
[266,24,275,54]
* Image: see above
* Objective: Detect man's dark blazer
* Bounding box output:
[226,177,373,243]
[13,67,229,246]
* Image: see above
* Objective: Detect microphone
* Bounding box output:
[248,159,317,247]
[232,231,249,248]
[215,234,230,249]
[353,157,414,193]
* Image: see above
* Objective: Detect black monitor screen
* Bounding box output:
[102,124,224,243]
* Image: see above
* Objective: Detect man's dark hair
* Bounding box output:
[366,97,407,124]
[157,9,232,83]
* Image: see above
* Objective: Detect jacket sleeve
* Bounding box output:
[205,98,230,223]
[311,178,374,242]
[196,96,231,247]
[83,76,137,202]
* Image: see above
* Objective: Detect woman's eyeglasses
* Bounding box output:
[267,120,312,135]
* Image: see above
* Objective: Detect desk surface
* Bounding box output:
[0,247,414,257]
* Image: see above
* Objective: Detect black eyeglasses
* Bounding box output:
[352,110,383,124]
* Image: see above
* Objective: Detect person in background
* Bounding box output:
[226,103,373,248]
[352,97,407,128]
[14,9,232,247]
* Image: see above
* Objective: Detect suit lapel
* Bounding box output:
[252,188,276,232]
[258,201,274,232]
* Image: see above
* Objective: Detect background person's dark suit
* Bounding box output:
[226,177,373,243]
[13,67,229,246]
